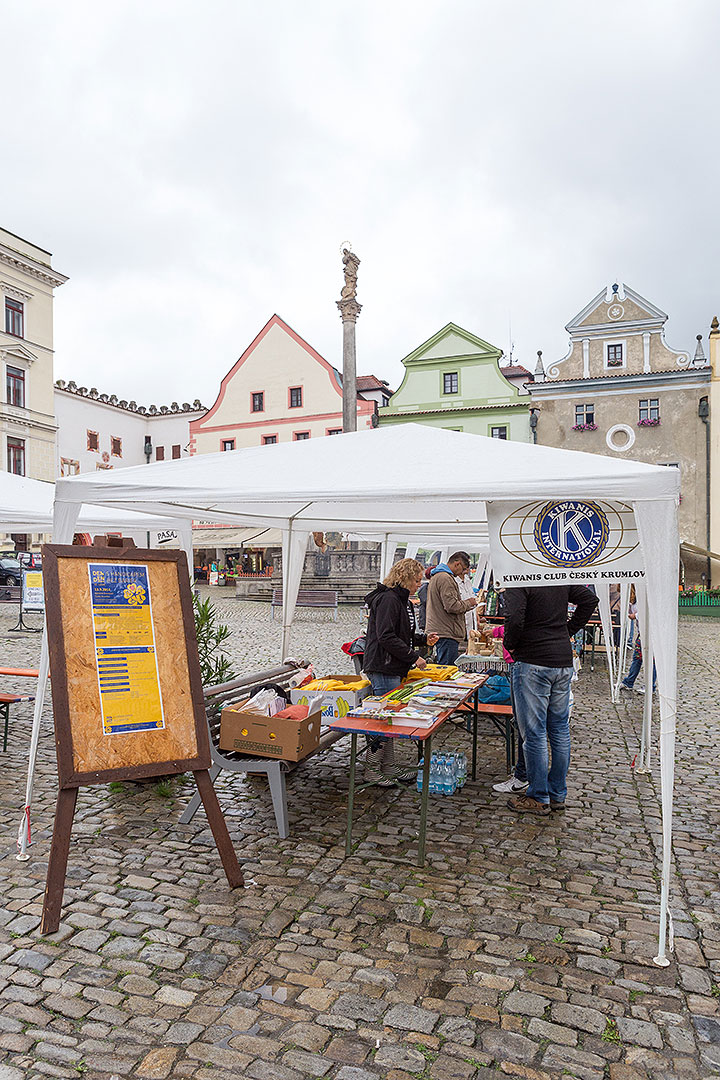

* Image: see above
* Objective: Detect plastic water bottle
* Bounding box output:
[416,758,424,793]
[441,756,454,796]
[448,756,458,795]
[456,752,467,788]
[429,753,440,795]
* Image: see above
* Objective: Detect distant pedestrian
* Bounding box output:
[417,566,432,630]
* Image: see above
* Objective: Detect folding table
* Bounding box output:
[328,681,487,866]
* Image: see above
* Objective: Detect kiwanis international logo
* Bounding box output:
[533,501,610,567]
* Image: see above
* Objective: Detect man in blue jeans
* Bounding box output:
[503,584,598,815]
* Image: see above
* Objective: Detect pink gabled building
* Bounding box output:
[189,314,384,453]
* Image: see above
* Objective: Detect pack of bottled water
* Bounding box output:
[417,751,467,795]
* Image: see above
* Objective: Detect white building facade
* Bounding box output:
[1,228,68,482]
[55,382,205,475]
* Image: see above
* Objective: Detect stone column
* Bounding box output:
[337,248,362,433]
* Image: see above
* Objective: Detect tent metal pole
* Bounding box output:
[17,620,50,859]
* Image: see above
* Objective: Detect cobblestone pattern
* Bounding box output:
[0,596,718,1079]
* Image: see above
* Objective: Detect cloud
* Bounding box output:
[3,0,718,402]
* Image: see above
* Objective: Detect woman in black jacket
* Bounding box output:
[363,558,438,784]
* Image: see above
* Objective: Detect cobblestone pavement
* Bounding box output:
[0,594,719,1080]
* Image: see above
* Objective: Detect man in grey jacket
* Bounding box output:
[425,552,479,665]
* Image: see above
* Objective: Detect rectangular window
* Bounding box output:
[443,372,458,394]
[294,431,310,440]
[606,343,624,366]
[156,446,165,461]
[87,430,99,452]
[7,437,25,475]
[289,386,303,408]
[172,444,181,459]
[60,458,80,477]
[4,298,24,337]
[111,436,122,457]
[490,426,508,440]
[251,391,264,412]
[262,435,277,445]
[575,403,595,425]
[221,439,235,452]
[6,366,25,407]
[327,428,342,436]
[639,398,660,422]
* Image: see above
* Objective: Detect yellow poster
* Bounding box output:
[89,563,165,736]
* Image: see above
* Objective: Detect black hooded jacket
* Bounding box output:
[363,584,426,677]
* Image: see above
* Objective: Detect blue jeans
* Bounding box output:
[511,662,573,804]
[435,638,460,665]
[365,673,402,752]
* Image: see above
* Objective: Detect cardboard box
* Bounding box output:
[219,707,322,761]
[290,675,371,720]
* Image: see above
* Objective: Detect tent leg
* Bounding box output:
[18,622,51,860]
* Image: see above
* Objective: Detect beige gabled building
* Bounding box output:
[1,228,68,482]
[530,283,711,585]
[189,314,379,453]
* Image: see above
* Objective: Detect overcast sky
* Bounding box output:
[4,1,718,403]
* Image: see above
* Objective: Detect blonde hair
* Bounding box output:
[384,558,424,590]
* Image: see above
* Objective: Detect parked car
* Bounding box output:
[0,557,21,586]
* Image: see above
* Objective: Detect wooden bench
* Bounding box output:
[179,662,345,838]
[0,667,40,751]
[455,697,515,775]
[270,588,338,622]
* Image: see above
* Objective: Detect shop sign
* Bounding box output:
[487,499,645,586]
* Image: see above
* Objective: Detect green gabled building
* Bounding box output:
[377,322,532,441]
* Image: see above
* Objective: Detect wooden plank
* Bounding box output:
[193,769,244,888]
[40,786,78,935]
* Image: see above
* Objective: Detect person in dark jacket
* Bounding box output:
[363,558,438,784]
[503,584,598,815]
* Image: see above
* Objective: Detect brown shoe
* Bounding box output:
[550,801,566,811]
[507,795,550,816]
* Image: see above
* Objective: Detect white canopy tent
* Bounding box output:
[45,425,679,963]
[0,471,191,552]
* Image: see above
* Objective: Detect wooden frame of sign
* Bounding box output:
[40,537,243,935]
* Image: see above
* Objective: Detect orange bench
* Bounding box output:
[0,668,40,752]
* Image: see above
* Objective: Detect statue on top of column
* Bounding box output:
[340,248,360,301]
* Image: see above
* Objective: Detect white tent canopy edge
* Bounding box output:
[46,426,679,965]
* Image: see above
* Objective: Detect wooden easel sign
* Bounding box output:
[40,539,242,934]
